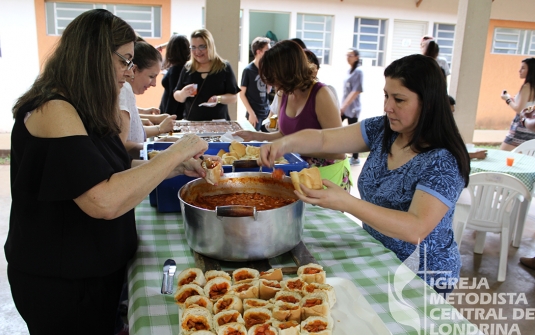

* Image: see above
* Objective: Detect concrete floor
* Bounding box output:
[1,157,534,334]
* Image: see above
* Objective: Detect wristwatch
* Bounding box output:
[216,95,222,104]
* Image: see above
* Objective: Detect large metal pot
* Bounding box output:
[178,172,305,261]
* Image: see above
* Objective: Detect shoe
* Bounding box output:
[349,157,361,166]
[520,257,535,270]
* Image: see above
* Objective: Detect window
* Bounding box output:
[45,2,161,38]
[352,18,386,66]
[492,28,535,55]
[433,23,455,68]
[296,14,333,65]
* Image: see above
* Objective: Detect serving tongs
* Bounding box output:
[161,259,176,294]
[232,160,285,180]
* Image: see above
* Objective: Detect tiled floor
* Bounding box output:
[0,161,534,334]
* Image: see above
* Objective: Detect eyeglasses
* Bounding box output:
[114,51,134,71]
[190,45,207,51]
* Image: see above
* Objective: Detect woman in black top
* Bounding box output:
[159,34,190,117]
[5,9,208,334]
[173,29,241,121]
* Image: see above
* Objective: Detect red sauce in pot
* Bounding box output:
[189,193,296,211]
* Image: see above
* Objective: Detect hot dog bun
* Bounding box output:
[202,158,223,185]
[290,167,322,195]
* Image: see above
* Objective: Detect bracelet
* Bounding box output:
[216,95,222,104]
[506,99,512,105]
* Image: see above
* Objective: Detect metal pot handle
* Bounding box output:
[216,205,258,220]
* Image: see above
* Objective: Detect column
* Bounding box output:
[449,0,492,143]
[206,0,241,120]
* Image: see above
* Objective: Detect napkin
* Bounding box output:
[220,131,244,142]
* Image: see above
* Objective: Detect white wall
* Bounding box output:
[0,0,39,133]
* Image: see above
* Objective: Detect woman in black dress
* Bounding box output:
[173,29,240,121]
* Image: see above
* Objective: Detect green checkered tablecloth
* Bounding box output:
[470,148,535,191]
[127,198,478,335]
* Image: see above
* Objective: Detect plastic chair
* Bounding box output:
[511,139,535,245]
[512,139,535,156]
[457,172,530,281]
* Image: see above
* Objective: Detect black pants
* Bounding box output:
[342,114,359,159]
[8,264,125,335]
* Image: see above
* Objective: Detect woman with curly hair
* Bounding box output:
[234,40,352,191]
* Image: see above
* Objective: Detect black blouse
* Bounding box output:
[5,95,138,279]
[159,64,185,117]
[175,61,241,121]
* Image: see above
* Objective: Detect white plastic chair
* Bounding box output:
[512,139,535,156]
[511,139,535,245]
[457,172,530,281]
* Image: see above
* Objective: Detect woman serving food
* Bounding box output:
[258,54,470,296]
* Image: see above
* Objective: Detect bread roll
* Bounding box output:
[180,306,214,335]
[300,316,332,335]
[230,280,259,300]
[217,322,247,335]
[299,292,330,320]
[213,294,243,315]
[174,284,205,308]
[290,167,322,195]
[259,279,281,300]
[213,310,245,331]
[259,268,283,282]
[230,141,247,157]
[217,149,227,157]
[273,291,302,305]
[177,268,207,288]
[232,268,259,284]
[202,158,223,186]
[281,277,305,294]
[243,299,273,311]
[204,277,232,302]
[272,320,300,335]
[243,307,272,330]
[247,324,278,335]
[189,331,216,335]
[297,263,326,284]
[272,301,301,323]
[245,145,260,157]
[147,150,160,160]
[302,282,336,308]
[184,295,213,313]
[205,270,232,283]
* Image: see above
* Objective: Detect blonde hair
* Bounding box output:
[186,29,226,74]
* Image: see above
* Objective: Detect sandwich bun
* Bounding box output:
[290,167,322,195]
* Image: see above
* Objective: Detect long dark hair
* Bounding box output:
[12,9,136,136]
[259,40,315,95]
[383,54,470,187]
[522,57,535,101]
[349,48,360,74]
[423,40,440,59]
[163,34,190,70]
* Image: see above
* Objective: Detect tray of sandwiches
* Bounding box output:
[173,263,392,335]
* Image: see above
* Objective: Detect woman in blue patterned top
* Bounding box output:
[258,54,470,294]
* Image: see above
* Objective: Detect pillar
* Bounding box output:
[206,0,241,120]
[449,0,492,143]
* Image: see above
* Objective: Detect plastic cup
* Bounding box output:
[506,157,514,166]
[192,84,198,96]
